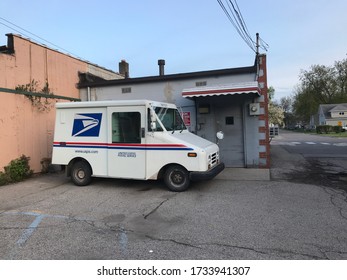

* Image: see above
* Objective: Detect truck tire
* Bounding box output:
[164,165,190,192]
[71,161,92,186]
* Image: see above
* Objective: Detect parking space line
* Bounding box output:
[16,214,45,246]
[2,210,129,258]
[2,211,75,259]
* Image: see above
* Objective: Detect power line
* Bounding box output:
[0,17,80,58]
[234,0,252,37]
[217,0,255,52]
[217,0,268,53]
[227,0,254,47]
[259,36,269,52]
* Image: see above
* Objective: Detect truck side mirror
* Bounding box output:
[150,122,157,130]
[150,110,156,122]
[150,110,157,131]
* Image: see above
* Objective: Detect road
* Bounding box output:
[271,130,347,191]
[0,130,346,260]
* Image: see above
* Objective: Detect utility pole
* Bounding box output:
[256,32,259,56]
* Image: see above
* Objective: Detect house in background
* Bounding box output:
[318,103,347,127]
[78,54,270,169]
[0,33,123,172]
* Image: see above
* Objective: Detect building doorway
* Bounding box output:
[214,103,244,167]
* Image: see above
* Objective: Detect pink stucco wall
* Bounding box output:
[0,34,120,172]
[0,93,56,172]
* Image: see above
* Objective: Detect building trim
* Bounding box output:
[182,82,260,98]
[78,65,257,88]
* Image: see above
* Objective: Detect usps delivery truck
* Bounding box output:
[52,100,224,192]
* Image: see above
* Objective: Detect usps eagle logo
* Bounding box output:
[72,113,102,137]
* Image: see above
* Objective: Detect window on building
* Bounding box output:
[225,116,234,125]
[122,87,131,94]
[112,112,140,143]
[195,81,207,87]
[198,104,210,114]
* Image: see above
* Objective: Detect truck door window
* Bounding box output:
[112,112,141,143]
[154,107,186,132]
[147,108,163,132]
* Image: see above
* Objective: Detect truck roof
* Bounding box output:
[55,100,177,109]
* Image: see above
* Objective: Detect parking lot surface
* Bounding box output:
[1,165,347,259]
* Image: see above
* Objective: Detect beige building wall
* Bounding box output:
[0,34,122,172]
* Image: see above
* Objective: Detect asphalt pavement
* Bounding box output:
[0,131,347,259]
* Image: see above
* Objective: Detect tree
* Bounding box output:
[267,86,285,126]
[279,96,296,128]
[280,96,292,113]
[334,58,347,101]
[292,56,347,123]
[269,101,284,126]
[268,86,275,100]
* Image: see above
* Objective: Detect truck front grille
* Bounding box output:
[208,152,219,169]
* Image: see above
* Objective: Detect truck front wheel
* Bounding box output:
[164,165,190,192]
[71,161,92,186]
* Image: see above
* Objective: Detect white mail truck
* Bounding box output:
[52,100,224,191]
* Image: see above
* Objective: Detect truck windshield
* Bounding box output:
[154,107,187,132]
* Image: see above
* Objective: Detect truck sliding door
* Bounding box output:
[107,106,146,179]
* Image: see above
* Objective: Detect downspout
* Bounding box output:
[242,103,248,167]
[194,97,198,135]
[87,87,91,101]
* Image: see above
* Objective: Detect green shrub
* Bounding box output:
[316,125,333,134]
[0,155,33,186]
[333,126,343,133]
[0,172,9,186]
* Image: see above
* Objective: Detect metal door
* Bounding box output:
[214,104,244,167]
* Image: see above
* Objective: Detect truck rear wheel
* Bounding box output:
[164,165,190,192]
[71,161,92,186]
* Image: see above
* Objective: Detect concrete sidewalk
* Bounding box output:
[217,167,270,181]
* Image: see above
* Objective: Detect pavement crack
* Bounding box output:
[145,234,201,249]
[202,242,270,257]
[95,196,113,208]
[141,236,325,259]
[143,194,178,219]
[0,226,32,230]
[323,187,347,221]
[200,242,326,259]
[143,199,169,219]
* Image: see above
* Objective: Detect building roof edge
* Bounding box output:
[78,64,257,88]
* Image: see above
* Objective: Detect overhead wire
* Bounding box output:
[234,0,251,36]
[233,0,256,47]
[0,16,80,58]
[217,0,255,52]
[217,0,268,53]
[226,0,255,49]
[259,36,269,52]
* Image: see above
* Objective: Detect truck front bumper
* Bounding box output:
[189,162,225,181]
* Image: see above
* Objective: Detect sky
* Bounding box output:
[1,0,347,101]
